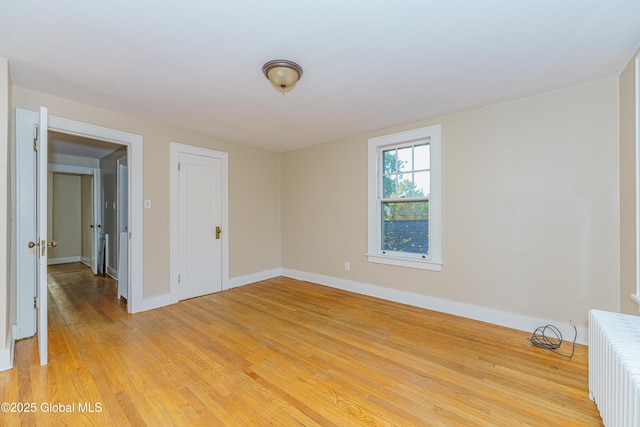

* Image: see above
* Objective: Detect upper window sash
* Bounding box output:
[378,140,431,200]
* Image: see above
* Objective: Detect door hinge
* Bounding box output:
[33,296,37,309]
[178,162,181,171]
[33,125,39,152]
[178,274,181,284]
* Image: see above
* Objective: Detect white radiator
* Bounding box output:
[589,309,640,427]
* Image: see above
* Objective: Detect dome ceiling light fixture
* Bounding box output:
[262,59,303,94]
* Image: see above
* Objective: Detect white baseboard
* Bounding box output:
[0,326,14,372]
[281,269,588,345]
[227,268,282,290]
[142,293,171,312]
[81,256,92,267]
[141,269,282,312]
[106,266,117,280]
[48,256,81,265]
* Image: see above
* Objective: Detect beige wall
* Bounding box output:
[11,86,282,300]
[620,52,639,314]
[48,173,82,260]
[282,79,620,330]
[0,57,10,351]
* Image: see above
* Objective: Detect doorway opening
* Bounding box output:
[48,130,129,308]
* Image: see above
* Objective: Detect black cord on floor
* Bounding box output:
[528,321,577,358]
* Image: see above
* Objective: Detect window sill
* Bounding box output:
[367,254,442,271]
[630,293,640,313]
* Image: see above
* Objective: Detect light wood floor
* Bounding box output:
[0,263,603,426]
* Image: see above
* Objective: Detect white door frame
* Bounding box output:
[15,108,144,315]
[169,142,229,303]
[48,164,101,274]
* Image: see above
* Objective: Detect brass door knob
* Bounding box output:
[30,240,57,248]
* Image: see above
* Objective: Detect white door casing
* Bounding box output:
[36,107,49,365]
[170,142,228,303]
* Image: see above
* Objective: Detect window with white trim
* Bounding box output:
[367,124,442,271]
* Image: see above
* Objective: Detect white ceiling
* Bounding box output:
[1,1,639,152]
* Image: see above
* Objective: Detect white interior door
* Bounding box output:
[91,169,100,275]
[117,159,128,299]
[178,152,222,300]
[15,110,38,340]
[117,232,128,299]
[89,175,96,273]
[118,161,128,233]
[36,107,49,365]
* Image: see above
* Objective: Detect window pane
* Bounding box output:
[397,146,412,172]
[382,201,429,254]
[383,149,398,174]
[413,171,430,197]
[383,174,397,198]
[414,144,430,170]
[397,174,413,198]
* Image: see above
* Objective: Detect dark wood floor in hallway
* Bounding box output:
[0,263,603,426]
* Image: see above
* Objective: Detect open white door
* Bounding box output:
[117,159,128,300]
[91,170,101,275]
[36,107,49,365]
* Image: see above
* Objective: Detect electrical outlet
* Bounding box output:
[344,261,350,271]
